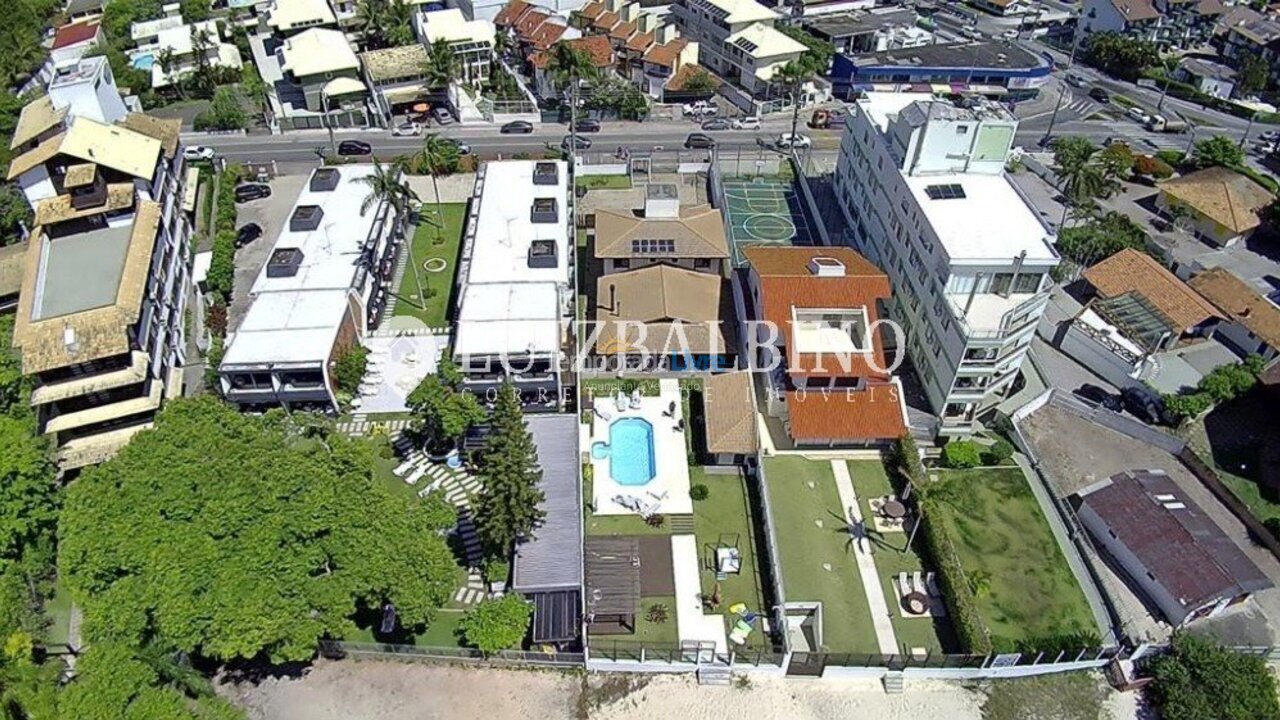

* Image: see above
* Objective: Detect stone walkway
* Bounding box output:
[830,460,899,655]
[336,418,413,436]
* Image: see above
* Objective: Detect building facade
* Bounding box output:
[832,93,1059,435]
[670,0,807,98]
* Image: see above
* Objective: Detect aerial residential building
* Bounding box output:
[1156,166,1273,248]
[129,17,243,89]
[830,42,1053,101]
[802,9,930,56]
[484,0,589,25]
[833,92,1059,435]
[593,264,734,371]
[498,1,583,59]
[6,102,190,470]
[65,0,105,22]
[43,56,129,127]
[1174,57,1237,98]
[361,44,432,122]
[1078,0,1225,50]
[592,188,728,275]
[743,246,907,447]
[1188,268,1280,362]
[531,35,614,97]
[278,28,367,113]
[266,0,338,35]
[1072,469,1271,627]
[218,166,403,410]
[415,8,496,86]
[50,20,104,69]
[671,0,808,98]
[453,160,572,406]
[1217,7,1280,85]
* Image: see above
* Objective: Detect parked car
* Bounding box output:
[443,138,471,155]
[573,118,601,133]
[432,106,454,125]
[960,24,982,39]
[700,117,731,131]
[684,132,715,149]
[337,140,372,156]
[1126,106,1150,123]
[391,122,422,136]
[235,223,263,248]
[731,116,760,130]
[1073,383,1122,412]
[1089,87,1110,103]
[501,120,534,134]
[233,183,271,204]
[1121,387,1168,425]
[681,101,717,117]
[776,133,811,149]
[1065,72,1088,88]
[561,134,592,151]
[183,145,215,161]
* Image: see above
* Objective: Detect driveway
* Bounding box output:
[228,173,308,332]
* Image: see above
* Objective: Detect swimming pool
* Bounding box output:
[592,417,655,486]
[131,53,155,71]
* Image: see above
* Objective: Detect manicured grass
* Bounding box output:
[43,576,73,646]
[691,468,768,640]
[1182,410,1280,523]
[576,175,632,190]
[586,512,675,536]
[343,608,468,647]
[393,203,467,328]
[846,460,956,654]
[633,595,679,646]
[762,456,877,653]
[933,467,1096,649]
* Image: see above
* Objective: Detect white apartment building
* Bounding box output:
[6,65,192,469]
[671,0,807,97]
[453,160,572,408]
[219,165,403,411]
[414,8,496,86]
[833,93,1059,435]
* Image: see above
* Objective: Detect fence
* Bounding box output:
[319,640,583,668]
[586,640,785,668]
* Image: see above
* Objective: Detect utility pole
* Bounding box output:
[1040,32,1081,146]
[323,93,337,159]
[1239,112,1257,150]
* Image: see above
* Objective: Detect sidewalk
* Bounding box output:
[830,460,899,655]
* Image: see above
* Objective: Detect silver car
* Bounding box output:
[391,122,422,136]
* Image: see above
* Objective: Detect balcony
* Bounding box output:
[29,351,151,407]
[946,291,1047,342]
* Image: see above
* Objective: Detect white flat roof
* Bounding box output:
[905,172,1056,264]
[455,282,561,356]
[859,91,931,132]
[466,160,570,285]
[727,24,807,60]
[221,289,350,365]
[705,0,778,24]
[420,8,495,45]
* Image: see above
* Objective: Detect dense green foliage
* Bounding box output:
[193,87,248,132]
[981,439,1015,467]
[58,642,242,720]
[474,383,545,559]
[1056,211,1152,267]
[356,0,414,50]
[1082,32,1158,81]
[775,24,835,75]
[459,595,532,653]
[941,440,982,469]
[333,344,370,396]
[1148,633,1280,720]
[1162,355,1266,422]
[1192,136,1245,170]
[102,0,164,46]
[0,0,61,88]
[206,165,242,304]
[59,398,459,663]
[1133,154,1175,179]
[0,185,32,242]
[407,361,484,447]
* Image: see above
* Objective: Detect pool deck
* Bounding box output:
[589,378,693,517]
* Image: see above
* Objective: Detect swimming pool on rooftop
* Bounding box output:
[591,417,655,486]
[131,53,155,70]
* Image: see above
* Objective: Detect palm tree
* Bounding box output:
[1051,136,1113,228]
[546,41,597,93]
[408,134,460,244]
[358,162,426,308]
[422,42,459,89]
[773,61,808,150]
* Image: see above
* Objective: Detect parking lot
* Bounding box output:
[228,173,308,332]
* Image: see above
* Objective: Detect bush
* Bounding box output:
[206,230,235,303]
[1264,517,1280,541]
[332,344,369,396]
[1155,149,1186,169]
[645,602,669,624]
[941,440,982,469]
[1149,633,1280,720]
[916,487,993,654]
[1161,392,1212,423]
[981,439,1015,466]
[1133,154,1175,179]
[205,300,227,338]
[459,595,532,653]
[203,335,224,391]
[483,558,509,585]
[689,483,709,501]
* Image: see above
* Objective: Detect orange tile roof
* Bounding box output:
[744,246,893,379]
[569,35,616,67]
[609,20,638,41]
[625,30,655,52]
[1188,268,1280,350]
[592,10,620,31]
[577,0,607,20]
[1082,248,1223,330]
[643,38,687,68]
[787,383,906,443]
[529,21,568,50]
[516,10,550,38]
[494,0,531,27]
[665,64,716,91]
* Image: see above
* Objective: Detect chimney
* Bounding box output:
[657,24,677,44]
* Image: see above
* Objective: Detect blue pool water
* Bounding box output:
[595,417,656,486]
[131,53,155,70]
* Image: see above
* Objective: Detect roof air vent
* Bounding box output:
[267,247,305,278]
[290,205,324,232]
[310,167,341,192]
[532,162,559,186]
[531,197,559,224]
[809,256,846,277]
[527,239,558,269]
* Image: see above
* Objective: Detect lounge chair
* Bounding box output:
[614,391,628,412]
[629,389,642,409]
[392,459,417,477]
[594,407,612,421]
[898,572,911,595]
[913,570,925,595]
[404,466,428,485]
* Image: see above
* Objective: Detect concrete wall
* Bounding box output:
[1057,322,1145,391]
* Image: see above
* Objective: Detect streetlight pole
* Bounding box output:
[322,92,337,159]
[1239,113,1257,150]
[1040,32,1081,146]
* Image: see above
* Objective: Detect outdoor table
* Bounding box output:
[882,500,907,519]
[903,591,929,616]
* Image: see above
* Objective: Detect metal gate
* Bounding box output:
[786,651,826,677]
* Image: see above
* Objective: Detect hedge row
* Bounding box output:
[889,436,994,655]
[206,165,243,305]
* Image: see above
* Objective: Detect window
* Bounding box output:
[694,258,711,269]
[956,124,969,135]
[924,184,966,200]
[631,239,675,254]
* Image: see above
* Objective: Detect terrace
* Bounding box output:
[389,203,467,330]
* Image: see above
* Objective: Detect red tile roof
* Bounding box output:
[528,21,568,50]
[609,20,639,42]
[625,30,656,53]
[494,0,532,28]
[577,0,607,20]
[787,383,906,443]
[665,64,715,91]
[531,36,616,70]
[53,20,100,50]
[643,38,688,68]
[744,246,893,379]
[516,10,551,38]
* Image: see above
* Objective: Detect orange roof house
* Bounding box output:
[744,246,906,446]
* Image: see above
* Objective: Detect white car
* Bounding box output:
[391,122,422,136]
[183,145,215,161]
[731,116,760,130]
[1001,29,1019,40]
[776,133,811,149]
[682,101,717,117]
[1126,106,1150,124]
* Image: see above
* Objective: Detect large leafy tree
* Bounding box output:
[58,397,459,663]
[57,642,243,720]
[0,416,58,566]
[1056,211,1152,267]
[406,362,485,450]
[1148,633,1280,720]
[356,0,414,50]
[1192,135,1245,170]
[0,0,60,87]
[459,595,532,653]
[473,383,544,559]
[1051,136,1118,224]
[775,24,834,75]
[1235,52,1270,96]
[422,42,459,89]
[101,0,164,48]
[1082,32,1158,81]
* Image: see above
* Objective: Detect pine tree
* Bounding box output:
[474,383,545,559]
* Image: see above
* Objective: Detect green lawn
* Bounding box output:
[343,608,468,647]
[393,203,467,328]
[933,467,1096,650]
[846,460,956,654]
[43,576,73,646]
[691,468,769,642]
[633,595,679,646]
[1182,403,1280,524]
[762,456,877,653]
[576,175,632,190]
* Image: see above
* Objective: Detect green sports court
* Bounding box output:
[720,178,819,265]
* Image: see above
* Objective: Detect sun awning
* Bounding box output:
[322,77,367,97]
